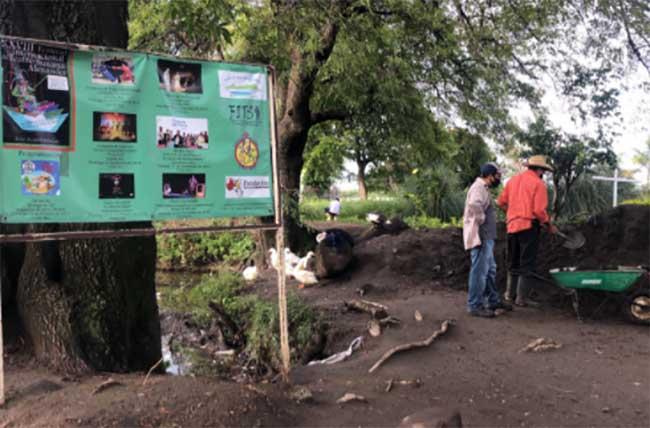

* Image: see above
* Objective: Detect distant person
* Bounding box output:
[325,197,341,221]
[463,163,513,318]
[497,155,558,307]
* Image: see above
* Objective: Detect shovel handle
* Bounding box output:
[555,230,568,239]
[541,223,565,238]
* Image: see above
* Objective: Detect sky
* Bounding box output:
[544,68,649,180]
[510,66,649,183]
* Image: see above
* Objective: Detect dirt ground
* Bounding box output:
[1,207,649,427]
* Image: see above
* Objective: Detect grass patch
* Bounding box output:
[404,215,462,229]
[301,194,462,228]
[621,196,650,206]
[300,194,416,223]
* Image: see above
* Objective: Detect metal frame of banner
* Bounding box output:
[0,52,290,405]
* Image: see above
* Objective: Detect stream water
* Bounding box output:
[156,271,207,376]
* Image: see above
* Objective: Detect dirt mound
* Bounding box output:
[536,204,649,271]
[355,227,470,290]
[509,205,650,309]
[355,205,649,302]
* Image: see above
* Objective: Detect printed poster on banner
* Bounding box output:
[1,39,72,149]
[218,70,267,100]
[225,176,271,199]
[21,160,61,196]
[0,36,275,223]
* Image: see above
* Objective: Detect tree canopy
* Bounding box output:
[518,116,617,218]
[129,0,649,244]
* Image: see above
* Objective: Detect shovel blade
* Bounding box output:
[562,231,586,250]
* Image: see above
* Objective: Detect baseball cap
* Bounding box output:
[480,162,500,177]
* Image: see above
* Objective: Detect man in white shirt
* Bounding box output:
[326,197,341,221]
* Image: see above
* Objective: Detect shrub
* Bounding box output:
[157,228,254,268]
[402,164,465,221]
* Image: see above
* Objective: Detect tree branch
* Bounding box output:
[617,0,650,73]
[310,110,348,124]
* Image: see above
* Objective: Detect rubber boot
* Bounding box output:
[515,276,540,308]
[504,272,518,303]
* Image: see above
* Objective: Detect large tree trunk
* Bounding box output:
[1,1,161,373]
[357,161,368,200]
[275,22,340,250]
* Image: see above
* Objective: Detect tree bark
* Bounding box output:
[1,1,161,373]
[357,161,368,200]
[275,21,340,250]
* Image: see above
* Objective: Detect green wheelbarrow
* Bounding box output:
[548,267,650,325]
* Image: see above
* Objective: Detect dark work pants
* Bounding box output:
[507,223,540,278]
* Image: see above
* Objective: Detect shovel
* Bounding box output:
[556,230,585,250]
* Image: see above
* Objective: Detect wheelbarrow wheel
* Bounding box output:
[623,289,650,325]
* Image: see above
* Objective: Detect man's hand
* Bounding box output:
[547,224,559,235]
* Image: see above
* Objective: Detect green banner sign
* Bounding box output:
[0,37,275,223]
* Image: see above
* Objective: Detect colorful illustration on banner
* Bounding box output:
[162,173,206,199]
[218,70,267,100]
[99,173,135,199]
[157,59,202,93]
[225,176,270,199]
[234,132,259,169]
[156,116,208,149]
[93,112,137,142]
[21,160,61,196]
[91,55,135,85]
[2,39,70,147]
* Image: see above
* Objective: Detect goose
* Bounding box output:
[242,265,258,282]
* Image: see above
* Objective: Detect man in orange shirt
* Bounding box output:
[497,155,558,307]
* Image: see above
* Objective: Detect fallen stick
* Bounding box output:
[368,319,453,374]
[360,299,388,311]
[344,299,388,319]
[142,357,164,386]
[378,315,401,326]
[92,378,123,395]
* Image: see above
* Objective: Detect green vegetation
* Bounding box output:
[300,194,462,228]
[300,194,416,223]
[157,225,254,268]
[159,272,322,371]
[622,196,650,206]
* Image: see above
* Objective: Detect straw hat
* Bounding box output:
[525,155,553,171]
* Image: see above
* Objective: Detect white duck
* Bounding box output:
[296,251,315,271]
[268,248,280,270]
[284,247,301,269]
[242,265,258,282]
[268,248,296,277]
[292,268,318,287]
[366,212,386,225]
